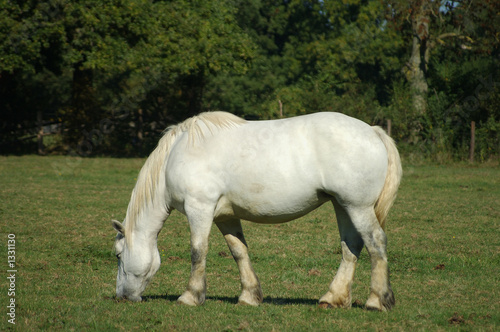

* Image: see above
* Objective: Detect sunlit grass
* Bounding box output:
[0,156,498,330]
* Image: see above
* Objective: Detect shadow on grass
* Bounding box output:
[138,294,364,308]
[141,294,317,305]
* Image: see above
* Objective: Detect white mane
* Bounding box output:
[124,112,246,240]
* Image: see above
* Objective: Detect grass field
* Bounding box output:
[1,155,499,331]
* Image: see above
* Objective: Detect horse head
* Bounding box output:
[112,220,161,302]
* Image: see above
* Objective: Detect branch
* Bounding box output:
[436,32,459,40]
[433,32,474,49]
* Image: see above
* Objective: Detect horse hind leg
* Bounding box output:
[349,206,395,311]
[364,227,395,311]
[216,219,263,306]
[319,201,363,309]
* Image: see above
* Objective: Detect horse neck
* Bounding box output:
[124,152,171,246]
[125,189,169,247]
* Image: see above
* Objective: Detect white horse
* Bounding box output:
[112,111,402,311]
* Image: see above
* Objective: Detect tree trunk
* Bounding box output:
[66,63,98,148]
[404,1,430,116]
[185,71,205,117]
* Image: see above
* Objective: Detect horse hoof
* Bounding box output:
[318,302,332,309]
[238,299,260,306]
[365,291,394,311]
[177,292,202,306]
[238,289,263,306]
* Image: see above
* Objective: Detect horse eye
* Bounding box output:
[116,253,121,259]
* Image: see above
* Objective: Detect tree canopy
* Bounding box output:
[1,0,498,160]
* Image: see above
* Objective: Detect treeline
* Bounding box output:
[1,0,499,160]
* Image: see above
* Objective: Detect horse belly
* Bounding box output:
[215,183,331,224]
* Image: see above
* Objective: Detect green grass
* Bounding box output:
[1,156,499,331]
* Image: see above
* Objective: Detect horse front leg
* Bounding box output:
[216,219,263,306]
[177,205,213,306]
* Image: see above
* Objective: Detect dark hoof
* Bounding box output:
[318,302,332,309]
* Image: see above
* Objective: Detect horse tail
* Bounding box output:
[372,126,403,230]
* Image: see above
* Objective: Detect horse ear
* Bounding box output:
[112,220,125,235]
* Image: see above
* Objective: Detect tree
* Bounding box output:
[386,0,484,116]
[1,0,498,159]
[385,0,499,157]
[0,0,254,155]
[207,0,405,121]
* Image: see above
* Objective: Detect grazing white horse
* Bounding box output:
[112,111,402,311]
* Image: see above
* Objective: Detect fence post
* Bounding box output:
[387,119,392,137]
[469,121,475,163]
[37,110,45,155]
